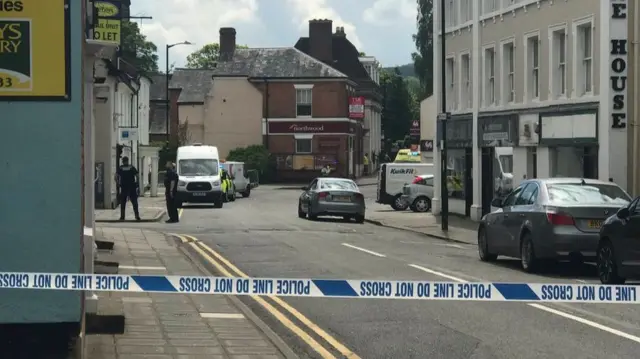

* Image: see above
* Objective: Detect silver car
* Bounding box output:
[478,178,631,273]
[298,177,365,223]
[401,174,434,212]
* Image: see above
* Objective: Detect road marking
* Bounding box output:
[200,312,245,319]
[576,279,588,283]
[186,235,360,359]
[180,235,340,359]
[408,263,640,344]
[434,243,466,249]
[341,243,386,258]
[178,208,184,218]
[118,265,166,271]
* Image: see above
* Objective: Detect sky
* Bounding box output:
[130,0,418,71]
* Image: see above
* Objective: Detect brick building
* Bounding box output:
[168,28,363,181]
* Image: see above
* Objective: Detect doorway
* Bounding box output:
[481,147,495,216]
[464,147,472,216]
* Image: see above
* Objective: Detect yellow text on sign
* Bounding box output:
[0,0,67,97]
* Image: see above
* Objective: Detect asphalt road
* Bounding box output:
[119,186,640,359]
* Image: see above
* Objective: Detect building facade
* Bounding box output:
[295,20,383,175]
[432,0,640,220]
[169,28,363,181]
[359,56,383,163]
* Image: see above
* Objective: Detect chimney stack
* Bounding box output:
[219,27,236,61]
[308,19,333,64]
[334,26,346,37]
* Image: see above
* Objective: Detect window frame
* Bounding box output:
[523,30,540,102]
[500,37,516,104]
[445,55,456,110]
[295,138,312,154]
[295,86,313,117]
[482,43,497,107]
[548,23,568,99]
[459,51,471,110]
[572,15,595,97]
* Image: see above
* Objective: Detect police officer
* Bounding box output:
[116,156,141,221]
[164,161,180,223]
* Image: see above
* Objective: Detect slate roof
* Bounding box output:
[149,73,167,101]
[294,36,381,100]
[168,47,348,103]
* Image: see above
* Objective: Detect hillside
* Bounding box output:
[382,63,415,78]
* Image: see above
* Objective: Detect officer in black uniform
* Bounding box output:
[164,161,180,223]
[116,156,141,221]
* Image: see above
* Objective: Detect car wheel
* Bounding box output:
[308,213,318,220]
[597,240,626,285]
[229,192,236,202]
[478,227,497,262]
[242,187,251,198]
[297,202,306,218]
[390,194,408,211]
[520,232,538,273]
[342,215,351,221]
[354,214,365,224]
[412,197,431,213]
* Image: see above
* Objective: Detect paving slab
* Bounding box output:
[86,228,290,359]
[96,196,166,223]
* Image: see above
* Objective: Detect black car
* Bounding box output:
[597,196,640,284]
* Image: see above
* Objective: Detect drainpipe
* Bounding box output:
[264,78,270,150]
[634,2,639,195]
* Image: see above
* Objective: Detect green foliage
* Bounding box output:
[382,63,416,78]
[185,43,250,69]
[381,68,418,151]
[412,0,434,98]
[227,145,272,174]
[120,21,159,74]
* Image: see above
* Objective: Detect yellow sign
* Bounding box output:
[94,1,121,45]
[0,0,69,100]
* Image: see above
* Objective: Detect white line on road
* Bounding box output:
[119,265,167,271]
[434,243,466,249]
[341,243,386,258]
[408,263,640,344]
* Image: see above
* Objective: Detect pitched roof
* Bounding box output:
[294,36,381,99]
[149,73,167,101]
[169,69,218,103]
[168,47,348,103]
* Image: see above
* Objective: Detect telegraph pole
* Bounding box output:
[438,0,449,231]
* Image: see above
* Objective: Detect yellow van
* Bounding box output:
[394,149,421,163]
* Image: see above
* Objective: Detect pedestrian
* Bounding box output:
[116,156,141,221]
[363,153,370,176]
[321,164,331,177]
[164,161,180,223]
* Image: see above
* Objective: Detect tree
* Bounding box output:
[381,68,415,151]
[359,51,366,56]
[185,43,249,69]
[120,21,159,74]
[411,0,434,98]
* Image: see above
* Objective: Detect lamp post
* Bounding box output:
[438,0,449,231]
[165,41,193,139]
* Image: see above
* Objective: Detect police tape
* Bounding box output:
[0,272,637,303]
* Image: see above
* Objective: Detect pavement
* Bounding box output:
[85,227,293,359]
[97,186,640,358]
[96,196,166,223]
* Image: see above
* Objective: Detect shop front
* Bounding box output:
[267,120,358,181]
[477,114,518,215]
[537,109,599,181]
[438,116,473,216]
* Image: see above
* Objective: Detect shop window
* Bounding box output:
[296,88,312,117]
[295,139,312,154]
[446,149,466,199]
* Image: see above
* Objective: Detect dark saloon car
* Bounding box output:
[298,177,366,223]
[597,196,640,284]
[478,178,631,273]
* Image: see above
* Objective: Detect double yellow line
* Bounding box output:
[176,234,360,359]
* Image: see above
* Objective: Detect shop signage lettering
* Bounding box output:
[0,0,69,100]
[390,168,415,175]
[289,124,324,132]
[94,1,121,45]
[610,0,628,129]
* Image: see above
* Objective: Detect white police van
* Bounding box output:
[377,163,434,210]
[176,144,224,208]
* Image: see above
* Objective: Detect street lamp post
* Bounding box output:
[439,0,449,231]
[165,41,193,140]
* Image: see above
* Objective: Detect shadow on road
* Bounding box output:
[489,258,599,281]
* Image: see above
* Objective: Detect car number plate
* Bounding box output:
[334,196,351,202]
[588,220,603,229]
[193,192,206,196]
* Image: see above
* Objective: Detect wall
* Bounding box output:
[257,81,349,118]
[177,104,205,144]
[204,77,263,158]
[94,82,117,208]
[0,3,82,323]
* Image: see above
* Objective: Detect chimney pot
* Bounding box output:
[219,27,236,61]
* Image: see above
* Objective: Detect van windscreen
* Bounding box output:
[179,159,219,176]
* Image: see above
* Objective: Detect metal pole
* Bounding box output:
[440,0,449,231]
[165,44,170,140]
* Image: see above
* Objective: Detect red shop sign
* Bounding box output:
[268,121,350,134]
[348,96,365,119]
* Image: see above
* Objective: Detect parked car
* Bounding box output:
[597,196,640,284]
[401,174,434,212]
[298,177,366,223]
[477,178,631,273]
